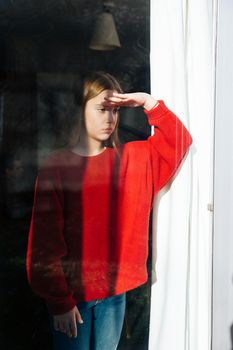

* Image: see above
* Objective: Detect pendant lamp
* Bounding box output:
[89,2,121,50]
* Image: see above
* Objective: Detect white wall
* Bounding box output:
[213,1,233,349]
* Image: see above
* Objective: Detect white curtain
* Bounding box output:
[149,1,217,349]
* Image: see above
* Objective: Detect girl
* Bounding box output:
[26,72,192,350]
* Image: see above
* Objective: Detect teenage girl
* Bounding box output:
[26,72,192,350]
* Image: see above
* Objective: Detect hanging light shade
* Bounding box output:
[89,6,121,50]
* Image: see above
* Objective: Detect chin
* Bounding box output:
[95,136,111,144]
[102,138,111,144]
[99,135,112,141]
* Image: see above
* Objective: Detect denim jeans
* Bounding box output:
[50,293,126,350]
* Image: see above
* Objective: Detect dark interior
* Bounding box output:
[0,1,152,349]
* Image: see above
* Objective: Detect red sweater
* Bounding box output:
[26,100,192,315]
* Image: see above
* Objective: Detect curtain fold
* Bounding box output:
[149,1,216,349]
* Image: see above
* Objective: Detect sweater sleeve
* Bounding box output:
[26,157,77,315]
[144,100,193,194]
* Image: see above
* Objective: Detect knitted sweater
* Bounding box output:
[26,100,192,315]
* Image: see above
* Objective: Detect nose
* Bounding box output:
[106,109,116,123]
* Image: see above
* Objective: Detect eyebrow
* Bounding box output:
[95,103,120,109]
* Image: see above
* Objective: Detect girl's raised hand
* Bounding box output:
[104,92,159,111]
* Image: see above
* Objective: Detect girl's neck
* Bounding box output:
[72,134,105,157]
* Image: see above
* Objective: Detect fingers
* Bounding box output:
[69,307,83,338]
[53,318,76,338]
[75,307,84,324]
[105,93,129,101]
[112,93,129,99]
[104,97,125,105]
[104,92,146,108]
[53,319,67,334]
[53,307,83,339]
[69,318,77,338]
[103,96,133,108]
[53,318,60,332]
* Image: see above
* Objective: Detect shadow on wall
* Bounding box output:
[231,323,233,350]
[230,275,233,350]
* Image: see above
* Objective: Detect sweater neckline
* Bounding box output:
[67,147,107,158]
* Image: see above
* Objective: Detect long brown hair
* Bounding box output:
[69,71,123,151]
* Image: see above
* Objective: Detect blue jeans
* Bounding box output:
[50,293,126,350]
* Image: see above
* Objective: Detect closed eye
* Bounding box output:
[97,107,106,112]
[97,107,120,113]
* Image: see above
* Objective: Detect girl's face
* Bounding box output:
[83,89,119,143]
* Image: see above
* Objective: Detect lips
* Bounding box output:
[103,128,113,132]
